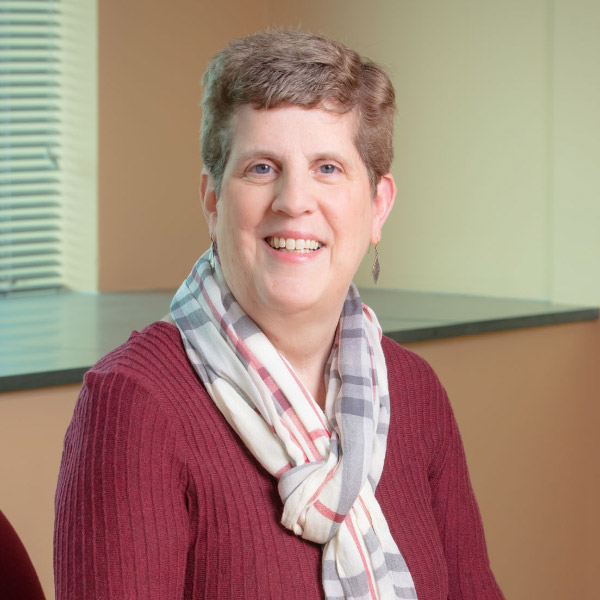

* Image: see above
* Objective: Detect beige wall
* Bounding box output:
[61,0,98,292]
[270,0,600,305]
[2,321,598,600]
[270,0,553,300]
[552,1,600,304]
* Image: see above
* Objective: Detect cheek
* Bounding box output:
[219,241,248,299]
[347,201,373,236]
[217,190,259,233]
[215,201,241,241]
[215,205,256,275]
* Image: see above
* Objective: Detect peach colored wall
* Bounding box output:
[0,385,80,600]
[98,1,269,291]
[1,321,598,600]
[406,318,600,599]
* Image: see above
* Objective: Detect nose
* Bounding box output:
[271,171,316,217]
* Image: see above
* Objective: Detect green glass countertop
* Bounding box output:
[0,289,597,392]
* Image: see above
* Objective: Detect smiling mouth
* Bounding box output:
[266,236,323,253]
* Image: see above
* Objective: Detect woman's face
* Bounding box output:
[202,104,395,324]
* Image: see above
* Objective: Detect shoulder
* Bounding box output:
[91,321,187,382]
[75,321,205,429]
[63,323,211,472]
[85,321,202,398]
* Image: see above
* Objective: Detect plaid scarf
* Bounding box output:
[171,247,417,600]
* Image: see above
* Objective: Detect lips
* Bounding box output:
[266,236,323,252]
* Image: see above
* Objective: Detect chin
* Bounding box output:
[260,284,325,315]
[269,293,320,314]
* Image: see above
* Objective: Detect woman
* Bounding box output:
[54,30,505,599]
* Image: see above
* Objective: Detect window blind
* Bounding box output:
[0,0,62,294]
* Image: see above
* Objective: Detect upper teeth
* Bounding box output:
[267,237,322,251]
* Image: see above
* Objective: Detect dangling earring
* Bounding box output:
[209,238,218,270]
[372,243,380,284]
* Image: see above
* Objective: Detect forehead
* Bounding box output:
[227,104,360,158]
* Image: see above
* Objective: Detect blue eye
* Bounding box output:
[250,163,272,175]
[319,164,337,174]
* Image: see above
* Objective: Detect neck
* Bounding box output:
[253,308,342,410]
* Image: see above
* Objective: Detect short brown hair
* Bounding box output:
[201,29,396,196]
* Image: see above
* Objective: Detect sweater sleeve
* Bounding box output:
[428,381,505,600]
[54,369,190,599]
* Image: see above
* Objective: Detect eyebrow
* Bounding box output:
[232,149,356,167]
[232,150,277,164]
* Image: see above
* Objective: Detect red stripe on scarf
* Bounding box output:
[345,515,378,600]
[283,408,323,462]
[199,283,325,463]
[359,495,374,529]
[281,355,330,433]
[307,461,338,507]
[199,284,283,401]
[309,428,329,441]
[275,463,293,479]
[314,500,345,524]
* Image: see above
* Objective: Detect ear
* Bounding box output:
[371,173,396,245]
[201,169,219,240]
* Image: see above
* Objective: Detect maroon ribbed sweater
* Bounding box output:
[54,322,504,599]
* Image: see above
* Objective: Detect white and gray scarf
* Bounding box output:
[171,247,417,599]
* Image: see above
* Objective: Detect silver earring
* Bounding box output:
[209,239,218,270]
[372,244,380,284]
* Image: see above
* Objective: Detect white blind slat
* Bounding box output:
[0,0,61,293]
[0,241,59,256]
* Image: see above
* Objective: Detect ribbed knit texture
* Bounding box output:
[54,322,505,600]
